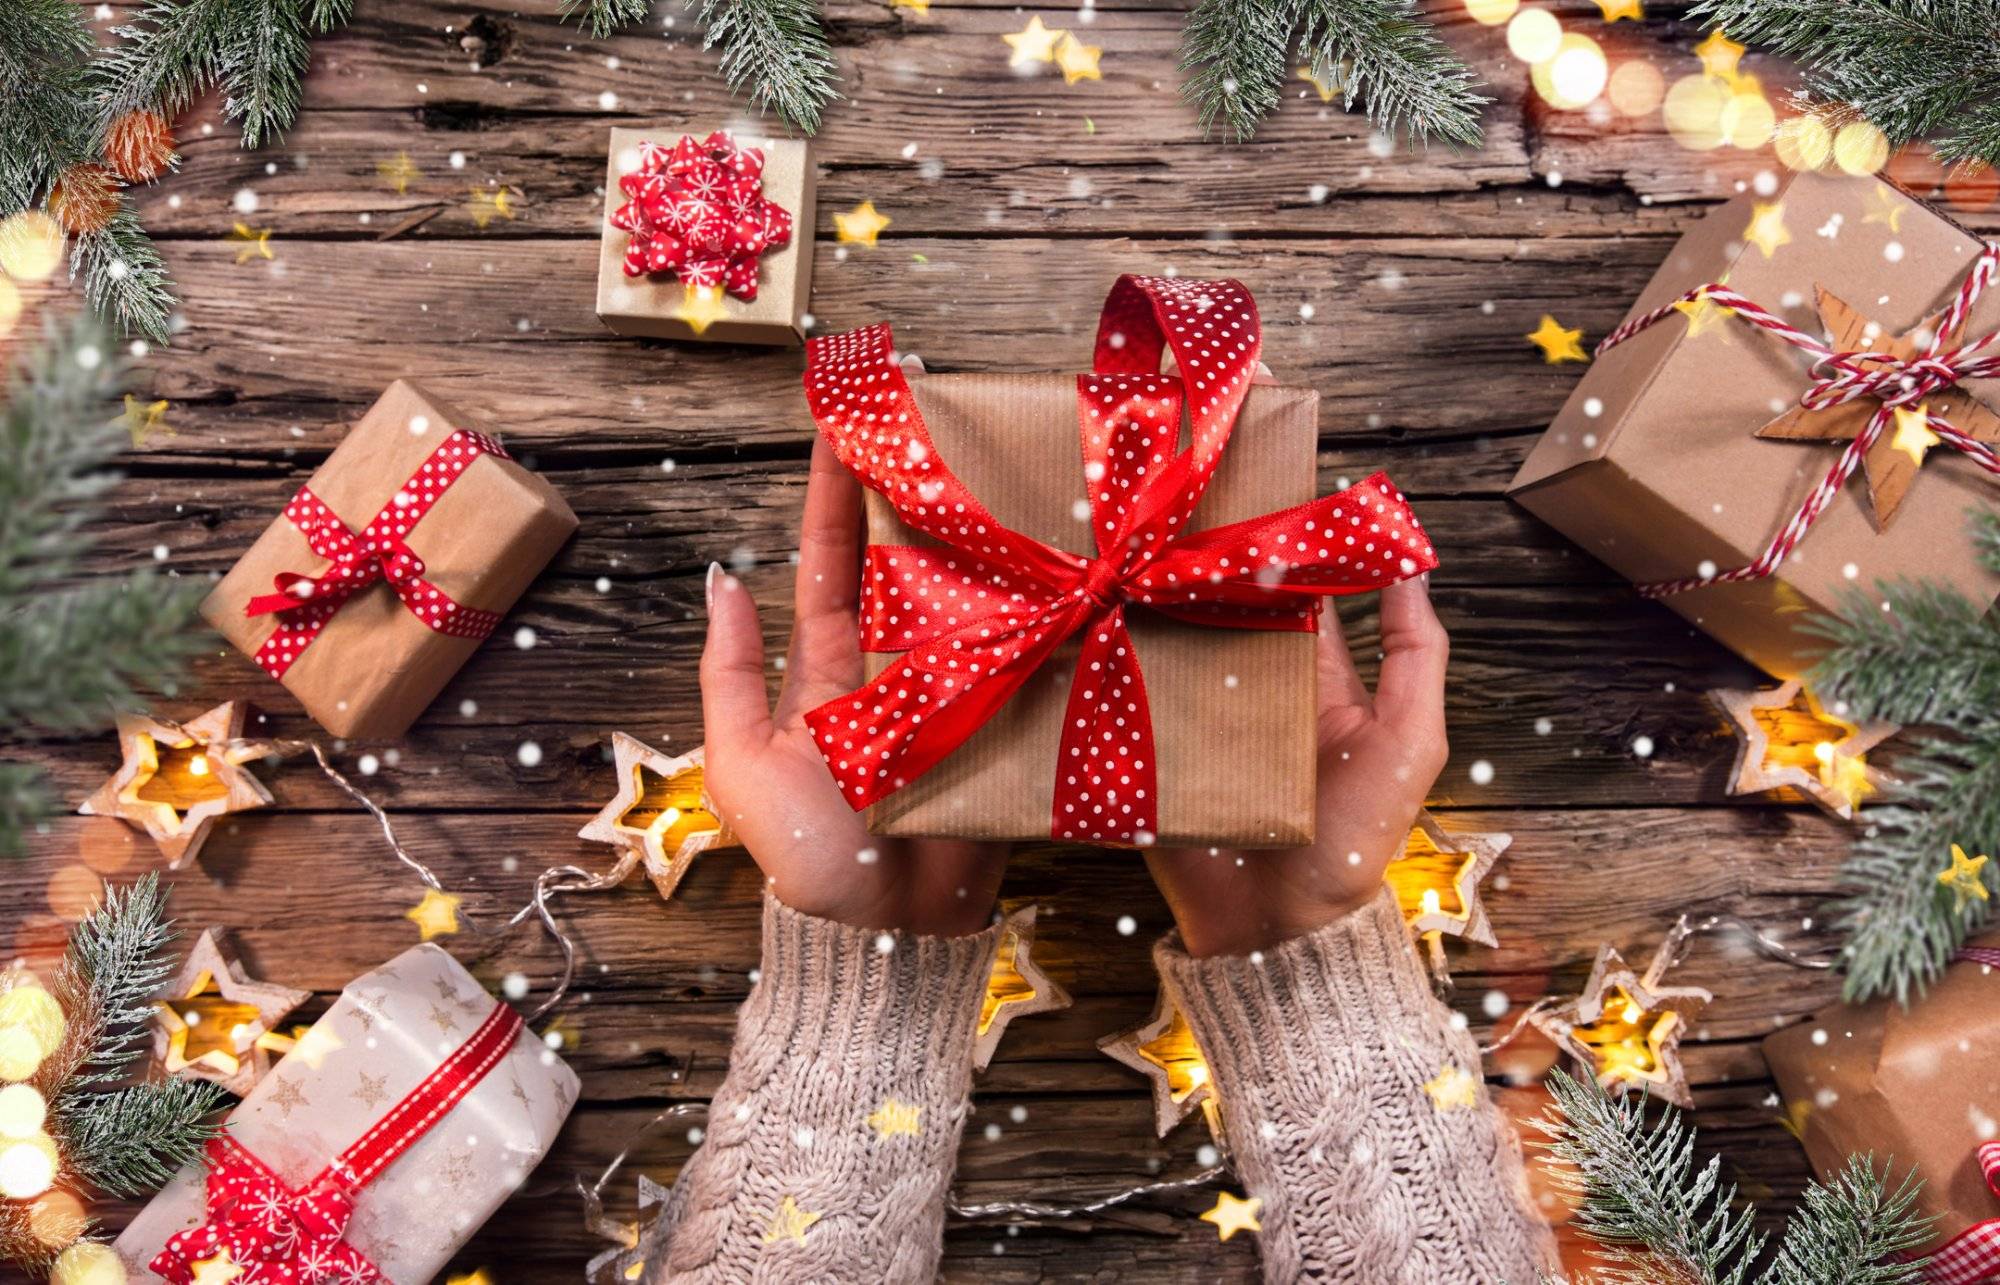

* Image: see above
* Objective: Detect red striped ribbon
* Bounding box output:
[1591,243,2000,599]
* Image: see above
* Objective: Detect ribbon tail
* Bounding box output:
[245,573,324,618]
[1052,607,1159,844]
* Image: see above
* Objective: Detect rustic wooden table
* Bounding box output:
[20,1,1996,1279]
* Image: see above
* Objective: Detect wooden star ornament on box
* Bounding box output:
[1755,285,2000,530]
[1099,988,1221,1138]
[151,929,310,1096]
[1529,937,1712,1107]
[79,702,272,869]
[972,903,1072,1071]
[1713,679,1896,821]
[579,734,736,901]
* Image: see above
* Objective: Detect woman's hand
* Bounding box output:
[699,438,1008,937]
[1144,577,1450,957]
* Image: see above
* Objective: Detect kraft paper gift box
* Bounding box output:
[115,943,578,1282]
[1762,945,2000,1260]
[595,127,815,345]
[859,372,1325,848]
[202,381,576,740]
[1509,170,2000,679]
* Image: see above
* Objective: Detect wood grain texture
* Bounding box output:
[20,0,1976,1277]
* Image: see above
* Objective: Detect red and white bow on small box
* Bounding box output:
[609,131,794,300]
[801,274,1437,845]
[1922,1139,2000,1285]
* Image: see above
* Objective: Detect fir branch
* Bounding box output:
[1760,1155,1931,1285]
[687,0,839,134]
[561,0,655,39]
[1532,1070,1762,1285]
[0,1200,62,1279]
[1181,0,1296,140]
[218,0,312,150]
[71,204,177,346]
[0,0,96,214]
[46,874,181,1091]
[54,1078,226,1198]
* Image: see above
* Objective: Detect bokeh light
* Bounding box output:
[1533,33,1608,110]
[28,1190,89,1248]
[1607,60,1664,117]
[0,1132,59,1198]
[52,1242,128,1285]
[1506,8,1562,63]
[1464,0,1520,25]
[1720,90,1776,149]
[1833,119,1890,175]
[46,867,104,924]
[0,1084,47,1137]
[0,212,65,282]
[0,979,66,1059]
[1773,114,1834,170]
[1662,74,1729,151]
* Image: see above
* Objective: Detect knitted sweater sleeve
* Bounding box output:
[643,893,1001,1284]
[1154,886,1559,1284]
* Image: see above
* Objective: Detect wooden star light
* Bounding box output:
[1714,679,1895,821]
[1529,936,1712,1107]
[1099,988,1221,1138]
[1756,285,2000,530]
[974,903,1072,1071]
[79,701,272,868]
[579,734,736,901]
[152,929,310,1096]
[1385,809,1508,976]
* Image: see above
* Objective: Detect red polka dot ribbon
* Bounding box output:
[244,430,508,680]
[150,999,522,1284]
[608,131,794,300]
[802,275,1438,844]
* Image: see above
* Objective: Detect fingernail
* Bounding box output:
[706,561,721,609]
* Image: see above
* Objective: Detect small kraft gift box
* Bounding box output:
[1509,169,2000,679]
[798,275,1437,848]
[202,381,576,740]
[116,943,578,1283]
[595,127,815,345]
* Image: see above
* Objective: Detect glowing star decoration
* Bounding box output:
[79,702,272,869]
[834,200,891,247]
[1743,201,1791,259]
[188,1248,244,1285]
[1863,185,1908,232]
[1529,938,1712,1107]
[1754,285,2000,530]
[1693,29,1745,83]
[121,394,171,447]
[1714,679,1895,821]
[468,187,516,229]
[228,222,271,264]
[445,1272,493,1285]
[1672,282,1735,338]
[1002,16,1065,68]
[866,1097,922,1138]
[151,929,310,1096]
[1099,989,1217,1138]
[404,889,464,941]
[1890,403,1943,467]
[1594,0,1641,19]
[1423,1064,1480,1111]
[1297,65,1338,102]
[1200,1191,1263,1241]
[1387,810,1507,945]
[376,151,420,195]
[1939,844,1991,912]
[1053,33,1102,85]
[890,0,929,12]
[760,1195,821,1245]
[1526,314,1588,364]
[972,904,1072,1071]
[672,283,730,337]
[578,735,736,902]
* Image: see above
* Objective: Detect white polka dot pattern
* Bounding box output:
[244,429,508,681]
[800,275,1439,844]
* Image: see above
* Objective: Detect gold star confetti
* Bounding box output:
[1423,1064,1480,1111]
[1200,1191,1263,1241]
[1743,201,1791,259]
[579,735,735,900]
[1672,284,1735,339]
[672,284,730,338]
[1296,65,1337,102]
[120,394,171,447]
[1890,403,1942,466]
[190,1249,245,1285]
[376,151,421,194]
[1529,939,1712,1107]
[1054,32,1102,85]
[404,888,463,941]
[151,929,309,1096]
[760,1195,821,1245]
[1595,0,1642,19]
[229,221,272,264]
[1002,15,1065,67]
[867,1097,922,1138]
[467,187,515,229]
[1713,679,1896,821]
[1526,314,1588,363]
[1694,30,1745,83]
[79,702,272,869]
[834,200,891,247]
[973,904,1072,1071]
[1939,844,1991,912]
[1863,185,1908,232]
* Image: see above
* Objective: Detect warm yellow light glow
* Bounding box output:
[1505,8,1562,63]
[0,212,65,282]
[1607,60,1665,117]
[1570,987,1679,1086]
[0,1029,40,1082]
[51,1241,129,1285]
[1720,90,1776,148]
[618,763,720,861]
[979,926,1039,1036]
[1464,0,1519,25]
[1663,74,1729,150]
[188,754,210,777]
[1136,1009,1212,1104]
[0,982,65,1059]
[0,1084,47,1138]
[1533,33,1607,109]
[1774,115,1834,170]
[1834,120,1890,175]
[1420,888,1443,917]
[0,1133,59,1198]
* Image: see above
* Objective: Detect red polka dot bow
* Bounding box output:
[243,429,506,680]
[802,275,1438,844]
[1918,1139,2000,1284]
[609,131,794,300]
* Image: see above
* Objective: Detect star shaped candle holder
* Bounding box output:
[972,904,1072,1071]
[1099,989,1222,1139]
[78,702,273,868]
[579,734,736,902]
[151,929,311,1096]
[1529,938,1712,1108]
[1713,679,1896,821]
[1385,810,1508,977]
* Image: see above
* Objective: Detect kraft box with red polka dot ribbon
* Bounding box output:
[201,381,577,740]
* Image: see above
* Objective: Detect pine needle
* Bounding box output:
[560,0,654,39]
[687,0,840,134]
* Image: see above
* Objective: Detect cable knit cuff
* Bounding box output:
[648,895,1001,1284]
[1155,886,1558,1285]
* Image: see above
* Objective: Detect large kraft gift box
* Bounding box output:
[860,373,1322,846]
[116,943,578,1282]
[202,381,576,740]
[1509,169,2000,679]
[1763,946,2000,1269]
